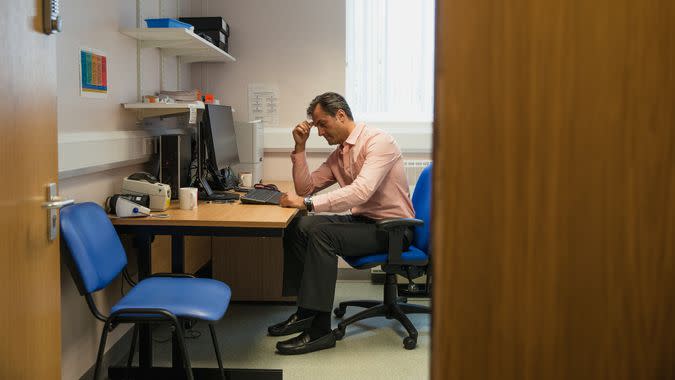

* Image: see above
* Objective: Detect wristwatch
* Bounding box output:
[303,196,314,212]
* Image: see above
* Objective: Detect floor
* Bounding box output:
[146,281,431,380]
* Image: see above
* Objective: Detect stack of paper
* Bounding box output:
[158,89,201,102]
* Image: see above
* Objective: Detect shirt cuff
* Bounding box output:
[311,194,330,213]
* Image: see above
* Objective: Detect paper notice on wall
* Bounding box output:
[248,84,279,128]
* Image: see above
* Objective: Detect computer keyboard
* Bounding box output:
[240,188,282,205]
[203,191,240,201]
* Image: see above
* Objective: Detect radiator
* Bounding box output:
[370,159,432,280]
[404,159,432,192]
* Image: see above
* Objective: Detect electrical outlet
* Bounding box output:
[143,137,155,155]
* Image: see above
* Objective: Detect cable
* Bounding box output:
[151,326,202,343]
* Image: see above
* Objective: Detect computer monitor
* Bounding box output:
[202,104,239,171]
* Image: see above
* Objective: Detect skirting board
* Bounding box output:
[58,131,156,179]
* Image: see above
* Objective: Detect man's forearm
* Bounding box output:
[291,148,313,196]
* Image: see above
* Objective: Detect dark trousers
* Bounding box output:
[282,214,412,312]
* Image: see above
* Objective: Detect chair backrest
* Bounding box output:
[411,164,432,254]
[60,202,128,294]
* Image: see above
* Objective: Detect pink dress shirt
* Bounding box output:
[291,123,415,220]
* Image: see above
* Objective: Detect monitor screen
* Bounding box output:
[203,104,239,171]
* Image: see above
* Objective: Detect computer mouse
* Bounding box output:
[127,172,158,183]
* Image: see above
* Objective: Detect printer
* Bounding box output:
[121,172,171,211]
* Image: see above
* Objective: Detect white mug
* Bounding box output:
[239,172,253,188]
[179,187,198,210]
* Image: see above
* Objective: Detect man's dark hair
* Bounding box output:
[307,92,354,120]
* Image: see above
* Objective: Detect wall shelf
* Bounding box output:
[120,28,236,63]
[123,101,205,119]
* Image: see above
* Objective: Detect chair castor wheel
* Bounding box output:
[333,326,346,340]
[333,307,346,318]
[403,336,417,350]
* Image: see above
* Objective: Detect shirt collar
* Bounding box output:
[343,122,366,147]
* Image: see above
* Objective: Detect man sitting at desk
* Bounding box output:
[272,92,415,355]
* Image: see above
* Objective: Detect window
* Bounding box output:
[346,0,435,123]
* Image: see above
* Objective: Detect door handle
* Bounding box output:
[42,199,74,209]
[44,183,73,241]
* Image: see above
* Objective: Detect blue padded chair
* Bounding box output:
[60,202,231,380]
[333,164,432,350]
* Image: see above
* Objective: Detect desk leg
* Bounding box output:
[171,234,185,273]
[135,234,153,368]
[171,234,185,369]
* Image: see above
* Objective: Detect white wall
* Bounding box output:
[188,0,348,180]
[189,0,431,182]
[56,1,190,378]
[190,0,345,131]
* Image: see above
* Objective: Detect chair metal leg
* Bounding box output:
[335,303,388,340]
[173,321,194,380]
[124,324,139,380]
[335,299,382,317]
[339,303,388,327]
[93,318,113,380]
[398,303,431,314]
[391,304,418,337]
[339,300,381,309]
[208,324,226,380]
[334,303,389,340]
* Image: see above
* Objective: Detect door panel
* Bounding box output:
[0,1,60,379]
[432,0,675,378]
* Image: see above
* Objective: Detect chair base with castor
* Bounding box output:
[333,272,431,349]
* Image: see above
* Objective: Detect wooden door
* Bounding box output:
[432,0,675,379]
[0,1,61,379]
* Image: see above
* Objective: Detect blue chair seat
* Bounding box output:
[111,277,231,321]
[344,245,428,269]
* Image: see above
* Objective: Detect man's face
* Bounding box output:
[311,104,347,146]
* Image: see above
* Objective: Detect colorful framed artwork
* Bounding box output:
[79,48,108,98]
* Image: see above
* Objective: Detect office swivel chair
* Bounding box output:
[60,202,231,380]
[333,164,432,350]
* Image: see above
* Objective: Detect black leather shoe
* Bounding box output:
[267,313,314,336]
[276,331,336,355]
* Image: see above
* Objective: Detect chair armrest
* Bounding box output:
[376,218,424,265]
[376,218,424,231]
[149,273,196,279]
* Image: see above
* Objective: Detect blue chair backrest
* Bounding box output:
[60,202,128,294]
[411,164,432,254]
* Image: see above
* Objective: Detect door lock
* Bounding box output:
[43,0,62,35]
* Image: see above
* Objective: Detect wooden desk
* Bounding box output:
[112,200,297,275]
[110,195,297,380]
[114,182,299,301]
[112,200,297,229]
